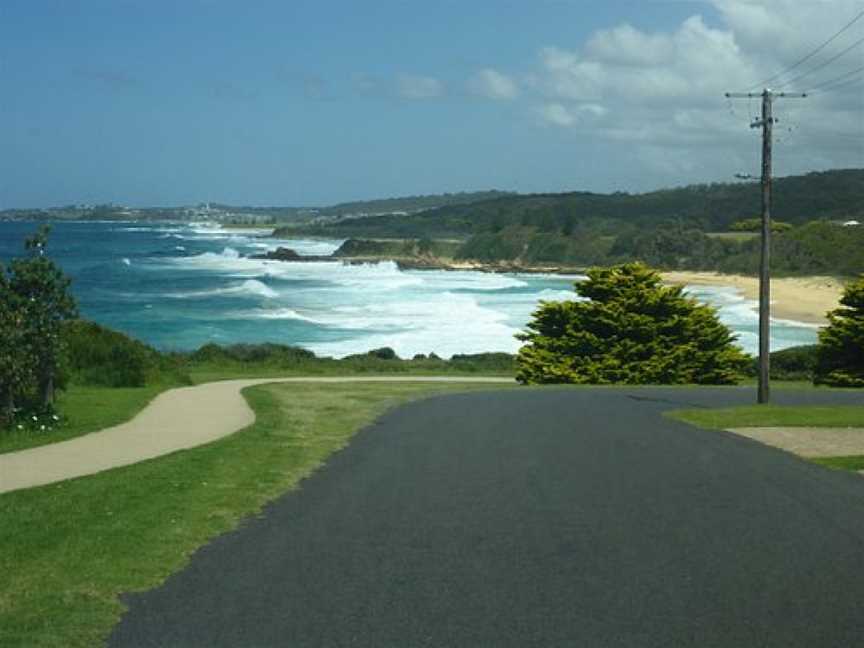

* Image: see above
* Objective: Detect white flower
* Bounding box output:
[40,425,45,431]
[31,415,38,421]
[52,415,59,421]
[17,425,23,430]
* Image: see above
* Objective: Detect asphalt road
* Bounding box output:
[110,387,864,647]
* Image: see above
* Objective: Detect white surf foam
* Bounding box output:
[167,279,278,300]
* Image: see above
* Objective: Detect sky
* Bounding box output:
[0,0,862,208]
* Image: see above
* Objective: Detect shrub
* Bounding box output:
[742,345,819,381]
[730,218,792,233]
[516,262,749,384]
[367,347,398,360]
[63,320,162,387]
[450,353,515,372]
[814,276,864,387]
[188,343,316,365]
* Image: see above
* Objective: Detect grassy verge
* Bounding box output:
[0,381,513,648]
[0,384,171,455]
[185,363,515,384]
[666,404,864,430]
[668,403,864,474]
[811,456,864,471]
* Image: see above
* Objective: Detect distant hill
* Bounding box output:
[315,190,515,219]
[272,169,864,276]
[0,190,515,224]
[275,169,864,239]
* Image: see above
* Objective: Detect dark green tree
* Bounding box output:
[814,276,864,387]
[0,263,35,423]
[516,262,749,384]
[6,226,78,408]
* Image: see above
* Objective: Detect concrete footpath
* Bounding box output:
[0,376,513,495]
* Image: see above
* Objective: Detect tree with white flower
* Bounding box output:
[1,226,77,425]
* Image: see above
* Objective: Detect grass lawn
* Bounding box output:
[668,403,864,474]
[0,381,513,648]
[0,384,171,455]
[667,404,864,430]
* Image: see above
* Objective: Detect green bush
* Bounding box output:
[814,276,864,387]
[188,343,316,365]
[63,320,191,387]
[742,345,818,381]
[450,352,515,372]
[63,320,167,387]
[730,218,792,233]
[516,263,749,384]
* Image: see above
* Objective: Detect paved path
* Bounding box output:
[109,386,864,648]
[0,377,512,495]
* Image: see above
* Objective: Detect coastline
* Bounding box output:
[251,246,841,325]
[661,272,844,325]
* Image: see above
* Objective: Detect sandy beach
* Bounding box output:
[661,272,845,325]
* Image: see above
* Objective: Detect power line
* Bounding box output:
[818,75,864,93]
[776,34,864,89]
[806,62,864,91]
[744,7,864,91]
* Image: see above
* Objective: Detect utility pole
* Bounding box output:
[724,88,806,404]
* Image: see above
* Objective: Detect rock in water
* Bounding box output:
[250,247,303,261]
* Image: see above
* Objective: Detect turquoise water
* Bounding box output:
[0,221,818,357]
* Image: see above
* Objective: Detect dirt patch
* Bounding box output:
[727,427,864,458]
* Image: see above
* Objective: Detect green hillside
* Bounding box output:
[272,169,864,276]
[276,169,864,240]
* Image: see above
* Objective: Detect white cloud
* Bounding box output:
[467,68,519,100]
[528,0,863,182]
[585,23,675,66]
[538,102,607,127]
[539,102,576,126]
[397,74,445,99]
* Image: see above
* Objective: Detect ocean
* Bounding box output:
[0,221,818,358]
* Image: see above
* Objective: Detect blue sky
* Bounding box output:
[1,0,861,207]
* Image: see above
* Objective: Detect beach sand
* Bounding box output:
[660,272,844,325]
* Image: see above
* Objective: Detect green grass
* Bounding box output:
[0,384,171,455]
[705,231,759,242]
[667,404,864,430]
[0,381,513,648]
[811,455,864,471]
[185,362,515,385]
[669,403,864,474]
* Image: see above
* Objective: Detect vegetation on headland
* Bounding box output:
[272,169,864,276]
[0,381,515,648]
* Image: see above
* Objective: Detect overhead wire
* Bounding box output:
[775,34,864,89]
[743,7,864,91]
[805,62,864,92]
[818,75,864,93]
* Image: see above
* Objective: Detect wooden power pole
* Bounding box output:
[724,88,806,404]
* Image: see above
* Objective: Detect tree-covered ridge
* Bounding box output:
[277,169,864,239]
[274,169,864,277]
[315,190,515,218]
